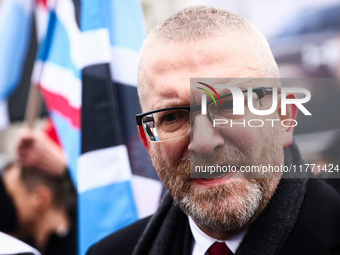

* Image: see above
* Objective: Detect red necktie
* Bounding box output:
[207,242,233,255]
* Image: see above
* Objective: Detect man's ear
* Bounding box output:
[279,93,298,148]
[33,185,52,211]
[138,126,158,169]
[138,125,150,152]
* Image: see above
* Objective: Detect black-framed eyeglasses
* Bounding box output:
[136,87,275,142]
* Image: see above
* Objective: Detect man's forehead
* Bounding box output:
[144,42,226,75]
[140,77,275,111]
[142,38,261,80]
[142,81,190,110]
[148,32,254,59]
[198,78,278,89]
[139,35,264,110]
[145,77,269,98]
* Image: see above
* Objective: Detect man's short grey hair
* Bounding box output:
[138,5,279,104]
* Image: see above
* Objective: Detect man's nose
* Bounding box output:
[189,115,224,156]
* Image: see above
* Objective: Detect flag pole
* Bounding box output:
[24,0,56,129]
[24,84,42,128]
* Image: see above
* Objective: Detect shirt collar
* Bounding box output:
[188,217,248,255]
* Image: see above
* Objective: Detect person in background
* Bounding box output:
[0,123,67,235]
[0,126,76,255]
[16,126,66,177]
[2,163,76,255]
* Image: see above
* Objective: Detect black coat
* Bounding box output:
[87,178,340,255]
[88,141,340,255]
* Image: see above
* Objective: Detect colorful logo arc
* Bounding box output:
[196,82,222,106]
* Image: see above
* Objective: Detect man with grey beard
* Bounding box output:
[87,6,340,255]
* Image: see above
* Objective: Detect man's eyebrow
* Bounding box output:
[213,83,250,95]
[214,78,262,92]
[151,99,189,110]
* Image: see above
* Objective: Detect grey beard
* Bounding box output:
[151,135,282,233]
[178,179,264,232]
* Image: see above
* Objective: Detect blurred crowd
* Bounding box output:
[0,120,76,255]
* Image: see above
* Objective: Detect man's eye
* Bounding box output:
[221,100,233,110]
[162,113,178,122]
[157,111,188,126]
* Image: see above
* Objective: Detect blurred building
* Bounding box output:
[269,3,340,78]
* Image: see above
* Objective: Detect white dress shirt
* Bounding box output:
[188,217,248,255]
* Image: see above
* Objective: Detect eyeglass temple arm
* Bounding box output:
[190,104,201,113]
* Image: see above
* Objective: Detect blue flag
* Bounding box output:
[0,0,33,128]
[31,1,162,254]
[78,1,162,254]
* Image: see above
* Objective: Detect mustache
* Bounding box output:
[178,147,251,179]
[152,143,258,180]
[189,146,249,167]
